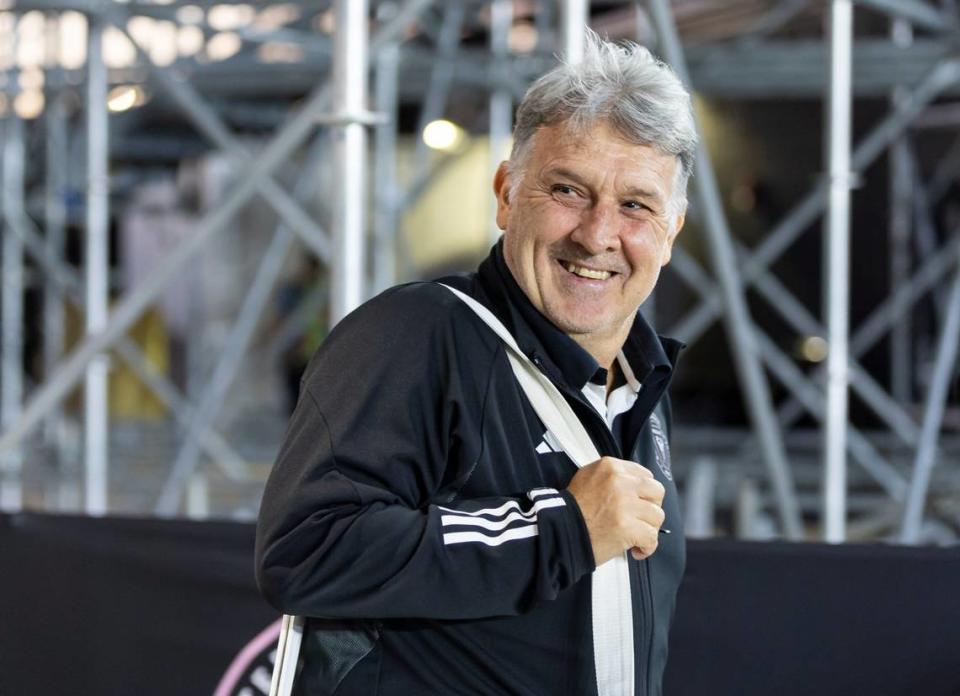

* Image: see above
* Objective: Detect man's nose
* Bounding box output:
[571,202,620,255]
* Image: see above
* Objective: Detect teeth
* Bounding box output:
[562,261,612,280]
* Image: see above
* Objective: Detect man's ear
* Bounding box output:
[660,213,685,266]
[492,161,513,231]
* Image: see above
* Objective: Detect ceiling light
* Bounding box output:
[18,66,44,90]
[127,16,155,46]
[58,12,87,69]
[16,11,46,69]
[177,25,204,57]
[14,89,44,119]
[254,4,300,30]
[0,13,13,71]
[423,119,466,153]
[208,4,254,31]
[176,5,204,25]
[799,336,828,363]
[206,32,242,62]
[103,26,136,68]
[257,42,303,64]
[107,84,148,113]
[149,21,178,66]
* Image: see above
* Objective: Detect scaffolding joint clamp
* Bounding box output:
[315,111,390,127]
[822,171,863,189]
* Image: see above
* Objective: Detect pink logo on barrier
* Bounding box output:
[214,618,282,696]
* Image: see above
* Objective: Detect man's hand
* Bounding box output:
[566,456,666,567]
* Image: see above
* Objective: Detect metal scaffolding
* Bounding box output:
[84,17,110,515]
[1,114,25,511]
[329,0,371,324]
[823,0,854,542]
[0,0,957,543]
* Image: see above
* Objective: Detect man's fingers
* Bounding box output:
[636,499,665,528]
[634,465,654,479]
[630,539,658,561]
[570,457,669,566]
[628,523,661,560]
[637,476,666,505]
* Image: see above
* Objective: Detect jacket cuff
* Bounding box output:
[557,489,597,577]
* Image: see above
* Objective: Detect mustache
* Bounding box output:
[548,242,629,274]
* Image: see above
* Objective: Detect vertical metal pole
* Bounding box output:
[900,251,960,543]
[373,42,399,296]
[684,456,717,538]
[735,478,763,540]
[823,0,853,543]
[46,15,78,510]
[561,0,589,63]
[330,0,369,324]
[1,116,25,512]
[489,0,513,244]
[186,472,209,520]
[85,19,110,516]
[889,19,913,404]
[889,135,912,401]
[647,0,803,539]
[44,16,69,492]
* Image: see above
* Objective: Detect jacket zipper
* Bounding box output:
[535,351,656,694]
[640,559,655,696]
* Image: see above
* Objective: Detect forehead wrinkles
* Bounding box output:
[514,122,679,207]
[549,123,669,169]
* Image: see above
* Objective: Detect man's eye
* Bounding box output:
[624,201,652,212]
[552,184,577,195]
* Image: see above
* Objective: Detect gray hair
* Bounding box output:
[509,30,697,216]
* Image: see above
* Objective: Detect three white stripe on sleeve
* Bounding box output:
[439,488,566,547]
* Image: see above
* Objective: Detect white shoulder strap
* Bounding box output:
[269,614,304,696]
[439,283,635,696]
[440,284,600,467]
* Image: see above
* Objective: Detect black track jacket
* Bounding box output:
[256,243,685,696]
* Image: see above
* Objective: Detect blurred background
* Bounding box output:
[2,1,960,694]
[3,0,959,544]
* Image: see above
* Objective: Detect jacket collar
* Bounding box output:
[472,241,682,395]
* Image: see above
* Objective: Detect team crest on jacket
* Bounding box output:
[648,413,672,481]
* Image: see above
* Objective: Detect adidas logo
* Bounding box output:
[535,430,563,455]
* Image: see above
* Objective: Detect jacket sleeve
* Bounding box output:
[255,284,595,620]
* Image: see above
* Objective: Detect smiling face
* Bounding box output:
[495,121,685,367]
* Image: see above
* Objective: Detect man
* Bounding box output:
[256,31,697,696]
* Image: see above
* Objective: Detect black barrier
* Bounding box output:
[0,513,277,696]
[1,513,958,695]
[665,539,960,696]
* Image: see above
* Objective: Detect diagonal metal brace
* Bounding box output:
[111,17,331,264]
[2,199,249,478]
[669,58,960,348]
[0,0,435,459]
